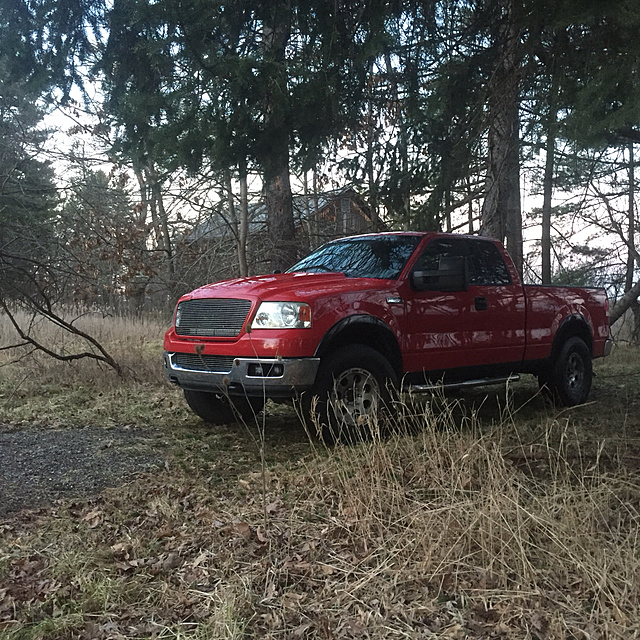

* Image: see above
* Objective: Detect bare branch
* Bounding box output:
[1,298,124,375]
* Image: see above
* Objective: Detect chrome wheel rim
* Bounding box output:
[566,352,584,390]
[330,367,380,426]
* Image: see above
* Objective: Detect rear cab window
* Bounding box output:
[411,237,512,286]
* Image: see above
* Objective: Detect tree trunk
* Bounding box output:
[626,143,639,341]
[625,142,636,292]
[541,31,567,285]
[263,146,296,272]
[262,0,296,273]
[541,104,558,285]
[145,161,173,275]
[611,278,640,325]
[224,168,248,278]
[480,0,522,275]
[365,68,379,231]
[134,166,161,250]
[631,301,640,342]
[467,176,474,233]
[238,165,249,277]
[312,171,320,247]
[301,171,314,251]
[224,168,238,239]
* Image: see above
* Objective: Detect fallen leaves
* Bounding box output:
[232,521,252,540]
[1,414,640,640]
[82,508,104,528]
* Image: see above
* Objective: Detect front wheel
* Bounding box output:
[183,389,265,424]
[306,345,398,443]
[541,337,592,407]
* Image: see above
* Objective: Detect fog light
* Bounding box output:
[248,363,285,377]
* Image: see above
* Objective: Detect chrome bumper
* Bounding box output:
[163,352,320,398]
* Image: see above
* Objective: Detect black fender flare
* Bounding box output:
[314,314,403,378]
[550,313,594,362]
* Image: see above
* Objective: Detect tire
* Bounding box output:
[183,389,265,424]
[543,337,592,407]
[306,345,398,443]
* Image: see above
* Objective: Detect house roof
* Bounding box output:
[187,186,370,242]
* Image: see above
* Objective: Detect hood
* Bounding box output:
[182,272,390,303]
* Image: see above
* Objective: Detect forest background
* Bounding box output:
[2,0,640,364]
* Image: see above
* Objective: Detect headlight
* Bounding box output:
[251,302,311,329]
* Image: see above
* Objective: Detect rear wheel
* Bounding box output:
[540,337,592,406]
[307,345,398,443]
[183,389,264,424]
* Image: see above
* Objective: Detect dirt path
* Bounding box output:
[0,424,164,518]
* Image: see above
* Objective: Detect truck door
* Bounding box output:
[464,238,526,367]
[402,237,526,375]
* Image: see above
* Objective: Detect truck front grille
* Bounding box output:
[175,298,252,337]
[173,353,235,373]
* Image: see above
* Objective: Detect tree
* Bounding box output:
[257,0,296,271]
[7,0,640,327]
[99,0,394,273]
[479,0,523,274]
[525,0,640,289]
[0,74,124,373]
[0,70,58,297]
[527,0,640,321]
[58,169,150,309]
[336,1,486,234]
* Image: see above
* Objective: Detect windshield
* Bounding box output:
[287,235,422,279]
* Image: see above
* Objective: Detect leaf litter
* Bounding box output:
[0,352,639,638]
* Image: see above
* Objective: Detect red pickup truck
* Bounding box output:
[164,232,611,437]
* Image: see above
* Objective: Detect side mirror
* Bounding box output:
[412,256,467,292]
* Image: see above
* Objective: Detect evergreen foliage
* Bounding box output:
[0,71,58,299]
[1,0,639,315]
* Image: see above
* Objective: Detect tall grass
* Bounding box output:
[0,307,169,387]
[243,400,638,638]
[0,308,178,426]
[0,310,170,385]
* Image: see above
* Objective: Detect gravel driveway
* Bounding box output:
[0,424,164,518]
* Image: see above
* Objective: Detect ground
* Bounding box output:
[0,425,163,518]
[2,352,639,519]
[0,343,639,639]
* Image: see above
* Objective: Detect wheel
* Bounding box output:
[183,389,264,424]
[542,337,592,407]
[306,345,398,443]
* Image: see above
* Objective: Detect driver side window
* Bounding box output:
[466,239,512,285]
[413,238,468,271]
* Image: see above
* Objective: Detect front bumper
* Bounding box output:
[163,352,320,398]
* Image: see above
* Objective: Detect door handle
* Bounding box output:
[475,296,488,311]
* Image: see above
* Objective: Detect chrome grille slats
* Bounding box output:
[173,353,235,373]
[175,298,251,337]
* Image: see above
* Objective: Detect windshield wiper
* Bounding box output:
[294,264,340,273]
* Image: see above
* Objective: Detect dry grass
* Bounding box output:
[0,307,168,385]
[0,308,177,427]
[0,312,639,638]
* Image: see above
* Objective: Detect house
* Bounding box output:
[177,186,378,283]
[187,186,376,248]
